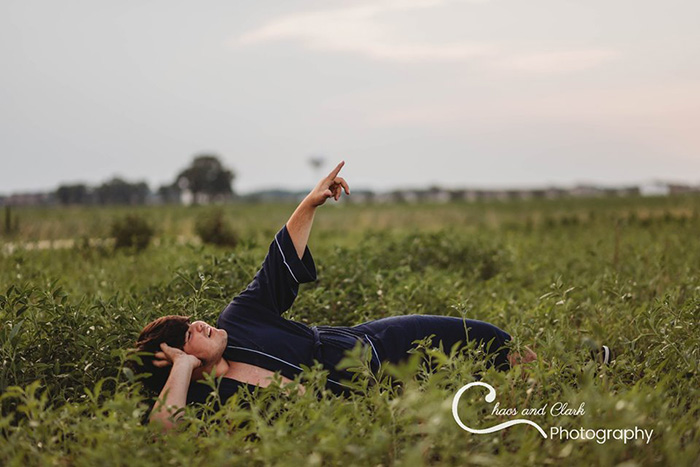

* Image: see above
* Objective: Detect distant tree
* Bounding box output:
[56,184,89,205]
[448,189,465,202]
[96,177,150,205]
[157,183,182,204]
[308,155,325,187]
[389,190,407,203]
[175,154,235,204]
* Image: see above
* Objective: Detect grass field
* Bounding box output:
[1,196,699,466]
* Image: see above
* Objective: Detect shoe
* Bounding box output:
[590,345,614,365]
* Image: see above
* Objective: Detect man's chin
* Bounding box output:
[217,328,228,346]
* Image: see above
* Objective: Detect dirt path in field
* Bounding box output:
[2,238,87,254]
[1,236,196,255]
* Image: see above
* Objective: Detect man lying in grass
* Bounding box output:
[133,161,536,431]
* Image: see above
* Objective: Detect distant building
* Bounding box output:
[640,182,671,196]
[345,190,375,203]
[616,186,641,197]
[241,190,306,203]
[570,185,604,197]
[2,192,55,206]
[668,184,700,195]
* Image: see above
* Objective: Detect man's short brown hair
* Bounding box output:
[132,315,190,394]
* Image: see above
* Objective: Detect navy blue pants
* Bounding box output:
[316,315,512,393]
[351,314,512,370]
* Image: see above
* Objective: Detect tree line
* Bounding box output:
[54,155,235,206]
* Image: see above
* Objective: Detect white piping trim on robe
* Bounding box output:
[274,236,299,283]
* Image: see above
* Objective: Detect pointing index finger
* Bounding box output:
[327,160,345,180]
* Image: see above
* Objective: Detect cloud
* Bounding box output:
[498,49,619,73]
[236,0,496,63]
[235,0,618,72]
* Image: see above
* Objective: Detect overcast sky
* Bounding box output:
[2,0,699,194]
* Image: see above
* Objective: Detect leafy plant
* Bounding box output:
[194,208,238,248]
[110,214,154,251]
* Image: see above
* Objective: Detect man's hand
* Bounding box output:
[149,342,203,431]
[305,161,350,207]
[287,160,350,258]
[153,342,202,370]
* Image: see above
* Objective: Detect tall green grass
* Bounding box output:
[1,197,699,465]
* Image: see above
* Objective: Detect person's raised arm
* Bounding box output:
[219,162,349,319]
[148,343,202,432]
[286,161,350,259]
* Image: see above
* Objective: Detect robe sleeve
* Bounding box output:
[231,225,317,317]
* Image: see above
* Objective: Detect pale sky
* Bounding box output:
[1,0,699,194]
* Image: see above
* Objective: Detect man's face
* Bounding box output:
[182,320,228,366]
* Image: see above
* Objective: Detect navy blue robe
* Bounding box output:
[187,225,511,405]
